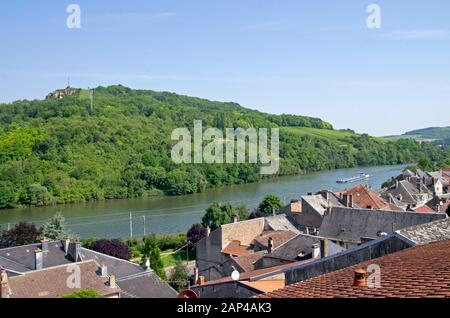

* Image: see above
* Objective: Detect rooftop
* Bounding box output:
[259,239,450,298]
[397,218,450,245]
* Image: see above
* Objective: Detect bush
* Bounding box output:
[157,234,186,251]
[0,221,42,248]
[62,289,105,298]
[89,239,132,260]
[187,224,207,249]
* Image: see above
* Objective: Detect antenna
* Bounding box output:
[67,76,71,88]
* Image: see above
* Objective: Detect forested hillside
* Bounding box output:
[0,85,448,209]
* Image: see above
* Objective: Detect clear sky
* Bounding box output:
[0,0,449,136]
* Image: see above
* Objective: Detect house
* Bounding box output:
[337,184,402,211]
[259,239,450,298]
[1,260,120,298]
[193,232,416,298]
[191,259,313,298]
[0,240,177,298]
[318,206,446,249]
[195,216,301,281]
[253,234,345,270]
[425,193,450,213]
[280,190,343,234]
[381,180,431,209]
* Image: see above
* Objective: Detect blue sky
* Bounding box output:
[0,0,449,136]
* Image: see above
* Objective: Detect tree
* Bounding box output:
[169,260,190,292]
[62,289,105,298]
[141,235,166,279]
[258,194,283,215]
[248,210,266,220]
[201,202,235,231]
[187,224,207,249]
[0,221,42,248]
[89,239,132,260]
[43,212,73,240]
[234,203,249,221]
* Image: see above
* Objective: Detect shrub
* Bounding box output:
[89,239,132,260]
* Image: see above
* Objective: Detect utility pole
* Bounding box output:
[7,223,10,231]
[142,216,146,237]
[129,212,133,238]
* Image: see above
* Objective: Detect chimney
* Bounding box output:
[312,243,320,259]
[109,275,116,289]
[198,276,205,285]
[100,263,108,277]
[343,194,353,207]
[194,267,199,285]
[232,215,238,223]
[41,238,49,252]
[268,237,274,253]
[395,180,399,188]
[320,239,329,258]
[353,268,367,287]
[324,207,332,216]
[290,199,301,213]
[62,238,70,254]
[68,241,81,262]
[35,248,43,270]
[321,190,329,203]
[1,270,11,299]
[206,227,211,237]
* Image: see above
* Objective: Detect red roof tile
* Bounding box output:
[338,184,398,211]
[413,205,435,213]
[259,239,450,298]
[222,240,253,257]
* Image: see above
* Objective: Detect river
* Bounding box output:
[0,164,408,238]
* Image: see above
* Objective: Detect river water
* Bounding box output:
[0,164,408,238]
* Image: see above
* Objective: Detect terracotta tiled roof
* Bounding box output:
[240,280,285,293]
[253,231,297,249]
[259,239,450,298]
[233,251,266,272]
[7,260,120,298]
[413,205,436,213]
[222,241,253,257]
[338,184,396,211]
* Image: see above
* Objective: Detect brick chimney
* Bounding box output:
[320,239,329,258]
[268,237,274,253]
[343,194,353,207]
[1,270,11,299]
[109,275,116,288]
[353,268,367,287]
[35,248,43,270]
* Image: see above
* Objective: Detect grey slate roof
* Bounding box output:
[0,241,177,298]
[264,214,300,234]
[0,241,72,273]
[319,207,447,244]
[397,218,450,245]
[267,234,345,261]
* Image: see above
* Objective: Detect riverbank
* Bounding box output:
[0,164,410,238]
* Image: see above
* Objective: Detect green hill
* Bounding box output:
[0,85,448,209]
[385,126,450,146]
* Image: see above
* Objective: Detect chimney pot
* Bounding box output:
[232,215,238,223]
[353,268,367,287]
[198,276,205,285]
